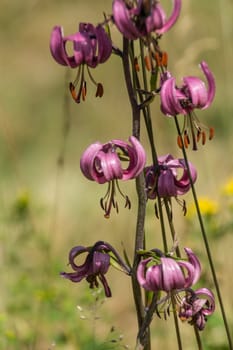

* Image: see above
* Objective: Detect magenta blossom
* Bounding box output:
[80,136,146,183]
[80,136,146,217]
[50,23,112,102]
[160,62,215,116]
[80,136,146,218]
[137,247,201,293]
[179,288,215,330]
[160,61,216,150]
[145,154,197,200]
[61,241,130,297]
[137,248,215,324]
[112,0,181,40]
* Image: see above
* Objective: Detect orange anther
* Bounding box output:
[69,82,77,100]
[154,52,162,66]
[184,134,189,148]
[161,52,168,67]
[134,57,140,72]
[96,83,104,98]
[177,135,183,149]
[209,127,214,140]
[144,56,152,71]
[81,82,87,101]
[154,51,168,67]
[202,131,206,145]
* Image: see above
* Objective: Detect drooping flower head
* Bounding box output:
[61,241,131,297]
[160,61,216,150]
[145,154,197,214]
[80,136,146,217]
[112,0,181,73]
[112,0,181,40]
[179,288,215,330]
[137,248,215,327]
[137,247,201,293]
[50,23,112,103]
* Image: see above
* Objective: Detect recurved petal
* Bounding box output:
[68,245,90,270]
[161,257,186,291]
[145,3,166,33]
[98,273,112,297]
[110,136,146,180]
[125,136,146,179]
[50,26,68,66]
[199,61,216,109]
[50,26,78,68]
[95,25,112,63]
[183,77,208,108]
[160,77,185,116]
[156,0,181,35]
[173,159,197,195]
[177,259,196,288]
[112,0,141,39]
[95,151,123,181]
[179,159,197,184]
[195,288,215,315]
[92,251,110,274]
[80,142,103,181]
[195,313,206,331]
[60,271,86,282]
[137,258,152,290]
[157,169,177,197]
[145,264,164,291]
[184,248,201,285]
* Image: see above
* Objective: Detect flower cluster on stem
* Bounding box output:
[49,1,233,349]
[137,247,214,331]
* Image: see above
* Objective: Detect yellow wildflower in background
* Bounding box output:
[187,197,219,218]
[12,189,30,219]
[222,177,233,196]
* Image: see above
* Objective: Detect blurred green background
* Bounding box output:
[0,0,233,349]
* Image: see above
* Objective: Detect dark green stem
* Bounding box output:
[157,196,168,252]
[171,296,183,350]
[194,326,203,350]
[164,199,181,257]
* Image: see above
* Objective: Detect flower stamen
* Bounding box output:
[134,57,140,72]
[177,111,215,150]
[144,55,152,71]
[100,180,131,218]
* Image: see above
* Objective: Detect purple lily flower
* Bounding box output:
[61,241,130,297]
[179,288,215,330]
[160,61,216,150]
[112,0,181,40]
[80,136,146,217]
[137,248,215,325]
[137,247,201,293]
[50,23,112,102]
[80,136,146,183]
[161,62,215,116]
[145,154,197,210]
